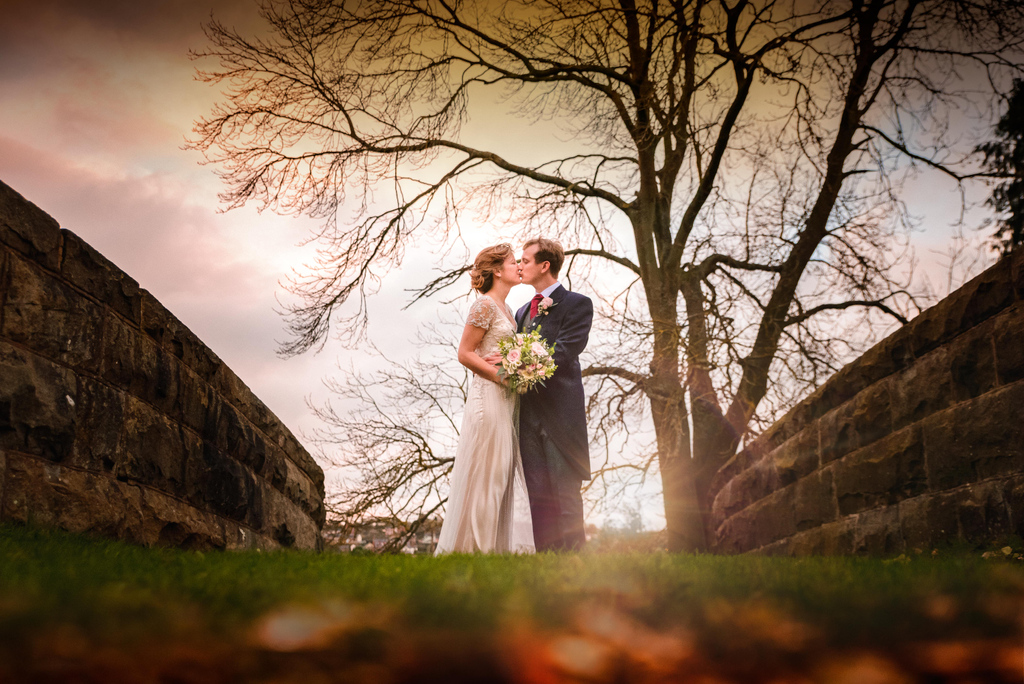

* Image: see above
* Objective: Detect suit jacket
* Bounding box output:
[516,285,593,479]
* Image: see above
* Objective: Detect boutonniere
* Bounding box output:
[537,297,556,316]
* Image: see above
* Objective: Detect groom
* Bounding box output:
[515,238,593,551]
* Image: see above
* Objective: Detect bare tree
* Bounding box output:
[312,325,466,552]
[191,0,1024,551]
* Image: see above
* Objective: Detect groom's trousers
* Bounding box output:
[520,409,586,551]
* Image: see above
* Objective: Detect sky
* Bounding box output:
[0,0,1003,529]
[0,0,550,505]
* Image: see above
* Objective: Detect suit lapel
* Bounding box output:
[549,284,568,304]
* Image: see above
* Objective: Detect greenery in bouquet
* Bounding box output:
[496,328,556,394]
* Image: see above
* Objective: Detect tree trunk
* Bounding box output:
[651,380,706,552]
[648,305,706,551]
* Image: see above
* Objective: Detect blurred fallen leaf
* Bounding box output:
[548,635,613,679]
[252,602,355,651]
[814,652,911,684]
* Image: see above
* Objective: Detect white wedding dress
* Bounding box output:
[435,296,535,554]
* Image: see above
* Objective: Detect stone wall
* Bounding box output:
[709,248,1024,555]
[0,180,325,550]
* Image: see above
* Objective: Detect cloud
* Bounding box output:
[0,134,332,436]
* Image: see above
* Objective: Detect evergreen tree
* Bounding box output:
[980,80,1024,254]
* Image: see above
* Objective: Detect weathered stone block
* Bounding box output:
[947,322,999,401]
[746,489,797,549]
[712,508,758,554]
[832,425,926,516]
[750,537,792,556]
[1,452,238,551]
[261,445,290,492]
[100,315,153,395]
[212,365,263,426]
[771,427,819,486]
[178,367,214,435]
[898,491,959,549]
[1002,474,1024,537]
[259,479,323,550]
[1013,249,1024,301]
[715,457,779,525]
[710,479,743,533]
[955,481,1011,544]
[852,506,903,555]
[849,379,893,451]
[69,379,125,473]
[804,369,861,423]
[922,381,1024,489]
[889,346,955,431]
[0,181,62,271]
[140,290,185,353]
[281,457,324,523]
[60,230,142,324]
[708,441,762,503]
[821,334,909,416]
[136,486,228,551]
[203,395,265,473]
[185,442,259,526]
[992,302,1024,385]
[140,290,222,380]
[0,341,78,462]
[920,410,974,492]
[786,519,856,556]
[238,421,269,475]
[0,248,8,309]
[872,332,917,380]
[261,422,324,494]
[793,469,837,532]
[818,400,857,464]
[1,255,106,372]
[903,303,947,359]
[958,258,1015,331]
[931,260,1014,346]
[221,521,268,551]
[1,453,140,537]
[778,401,816,440]
[138,344,184,419]
[116,397,192,497]
[100,318,187,419]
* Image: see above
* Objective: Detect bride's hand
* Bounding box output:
[481,352,502,366]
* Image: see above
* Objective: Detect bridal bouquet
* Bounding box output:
[496,329,557,394]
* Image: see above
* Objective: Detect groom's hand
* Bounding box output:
[482,352,502,366]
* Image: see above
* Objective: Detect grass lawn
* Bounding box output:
[2,523,1023,683]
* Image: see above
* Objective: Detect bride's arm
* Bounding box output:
[458,323,503,384]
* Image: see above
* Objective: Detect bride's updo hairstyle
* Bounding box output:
[470,243,514,293]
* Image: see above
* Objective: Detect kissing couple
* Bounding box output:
[435,238,593,554]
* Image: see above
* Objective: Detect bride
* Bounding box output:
[434,244,535,554]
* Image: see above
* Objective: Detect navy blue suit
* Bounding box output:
[516,285,593,551]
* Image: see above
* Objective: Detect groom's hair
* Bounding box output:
[524,237,564,277]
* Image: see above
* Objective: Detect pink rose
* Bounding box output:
[530,342,546,356]
[539,296,554,312]
[506,349,522,366]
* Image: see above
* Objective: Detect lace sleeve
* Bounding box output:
[466,297,495,330]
